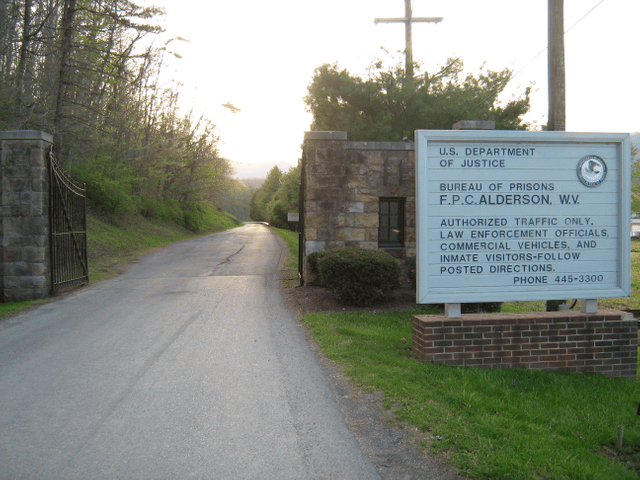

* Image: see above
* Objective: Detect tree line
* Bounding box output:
[1,0,251,230]
[250,163,300,229]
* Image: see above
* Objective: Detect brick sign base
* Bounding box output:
[412,311,637,380]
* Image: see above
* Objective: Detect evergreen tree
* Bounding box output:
[250,166,282,222]
[304,58,531,141]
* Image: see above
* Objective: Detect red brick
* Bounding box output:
[453,352,474,360]
[512,350,532,357]
[548,335,567,343]
[421,347,444,356]
[416,334,442,341]
[539,355,559,362]
[557,354,576,361]
[480,319,505,326]
[566,360,586,367]
[547,361,569,368]
[472,326,492,333]
[517,355,539,363]
[444,333,465,340]
[462,358,484,366]
[483,332,502,339]
[584,359,603,367]
[432,353,453,361]
[559,329,577,335]
[434,327,454,335]
[548,348,568,355]
[496,318,518,325]
[464,345,485,353]
[529,362,549,369]
[474,351,494,359]
[412,311,636,378]
[503,344,523,351]
[484,345,502,352]
[503,332,521,338]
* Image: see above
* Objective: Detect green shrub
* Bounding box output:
[307,250,337,280]
[317,248,401,306]
[183,201,209,233]
[139,197,184,224]
[269,199,287,227]
[82,170,136,216]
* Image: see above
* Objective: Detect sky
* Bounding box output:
[146,0,640,177]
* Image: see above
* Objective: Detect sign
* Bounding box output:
[415,131,631,304]
[288,212,299,222]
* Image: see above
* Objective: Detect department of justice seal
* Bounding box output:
[577,155,607,187]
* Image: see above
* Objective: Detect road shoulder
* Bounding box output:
[274,236,465,480]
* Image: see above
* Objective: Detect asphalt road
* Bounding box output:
[0,223,381,479]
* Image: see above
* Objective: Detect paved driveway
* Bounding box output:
[0,223,380,479]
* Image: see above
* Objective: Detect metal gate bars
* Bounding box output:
[49,148,89,293]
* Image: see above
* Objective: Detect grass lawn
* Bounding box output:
[272,228,640,479]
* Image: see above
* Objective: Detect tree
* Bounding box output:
[250,166,282,222]
[267,162,300,228]
[0,0,236,232]
[304,58,531,141]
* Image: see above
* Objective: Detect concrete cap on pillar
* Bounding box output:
[0,130,53,142]
[304,131,348,141]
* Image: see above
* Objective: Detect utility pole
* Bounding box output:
[548,0,566,131]
[547,0,566,312]
[374,0,442,78]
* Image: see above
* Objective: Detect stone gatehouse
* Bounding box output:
[301,131,416,283]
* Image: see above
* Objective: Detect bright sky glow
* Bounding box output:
[148,0,640,175]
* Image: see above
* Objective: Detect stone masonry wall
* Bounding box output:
[302,131,415,282]
[0,131,52,301]
[413,311,637,379]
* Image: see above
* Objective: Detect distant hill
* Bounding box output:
[239,178,264,189]
[232,161,294,180]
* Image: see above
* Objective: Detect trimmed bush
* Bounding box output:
[307,250,336,280]
[316,248,401,306]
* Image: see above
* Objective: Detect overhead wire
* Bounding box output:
[473,0,607,110]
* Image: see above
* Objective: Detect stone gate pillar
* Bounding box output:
[0,131,52,302]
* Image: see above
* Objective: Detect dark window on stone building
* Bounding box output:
[378,198,404,247]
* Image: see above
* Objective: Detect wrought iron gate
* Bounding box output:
[49,148,89,293]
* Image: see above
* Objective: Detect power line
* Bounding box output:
[474,0,606,110]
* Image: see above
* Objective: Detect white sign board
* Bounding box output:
[415,131,631,304]
[288,212,299,222]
